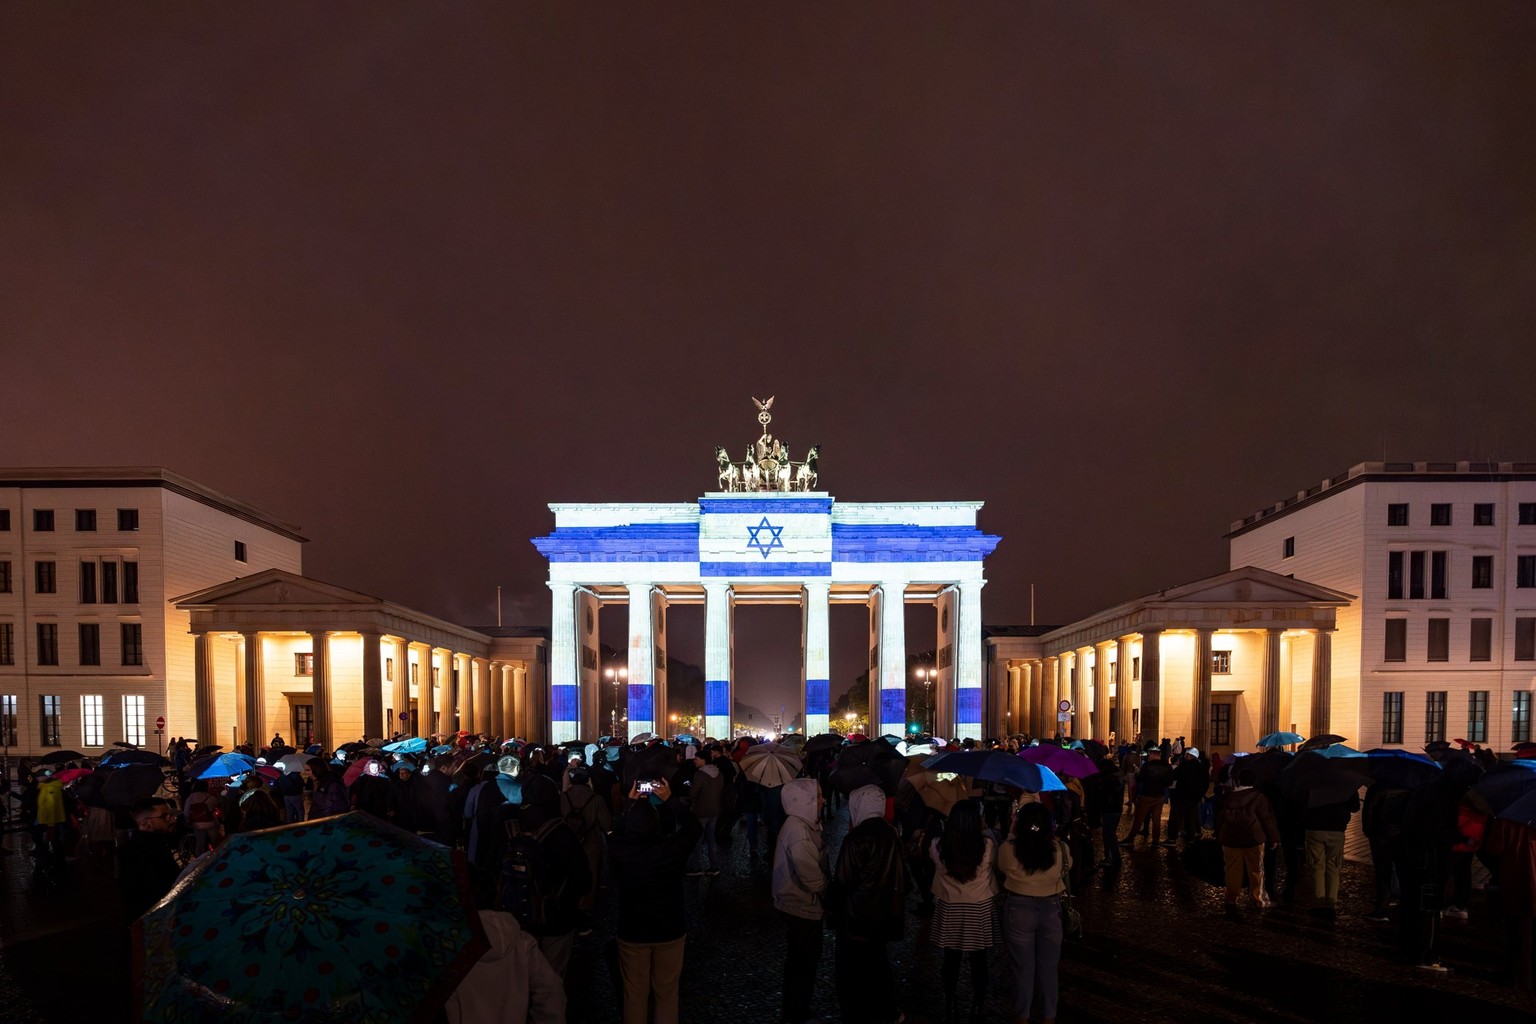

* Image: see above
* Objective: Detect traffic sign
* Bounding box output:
[155,715,166,730]
[1057,699,1072,713]
[1057,712,1071,723]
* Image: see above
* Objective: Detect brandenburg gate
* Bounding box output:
[532,399,1000,743]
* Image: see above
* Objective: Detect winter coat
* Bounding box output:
[1483,817,1536,918]
[117,831,180,919]
[772,778,828,921]
[610,796,701,943]
[1171,758,1211,804]
[1301,792,1360,833]
[829,786,907,942]
[1083,763,1124,817]
[35,779,66,827]
[1216,786,1280,848]
[1135,760,1174,798]
[445,910,567,1024]
[1361,782,1410,841]
[929,834,999,904]
[688,764,723,819]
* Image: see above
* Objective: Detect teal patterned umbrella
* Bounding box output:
[134,812,486,1024]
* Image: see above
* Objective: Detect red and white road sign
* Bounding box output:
[155,715,166,730]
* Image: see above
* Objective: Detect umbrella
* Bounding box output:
[1277,750,1371,807]
[1471,761,1536,814]
[103,764,170,806]
[276,753,317,773]
[1311,743,1364,759]
[740,743,802,788]
[1231,749,1293,785]
[631,732,656,743]
[383,737,428,754]
[846,733,868,744]
[197,753,258,780]
[135,812,487,1024]
[828,738,906,795]
[54,767,93,785]
[37,750,86,765]
[253,765,282,781]
[342,758,386,787]
[1498,786,1536,829]
[1257,731,1305,749]
[1361,748,1442,789]
[1017,745,1098,779]
[673,733,699,746]
[777,734,807,753]
[1078,739,1109,762]
[906,771,976,816]
[926,750,1067,793]
[99,749,171,767]
[622,742,685,789]
[431,744,456,756]
[1298,734,1347,752]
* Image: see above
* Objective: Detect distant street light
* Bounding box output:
[915,666,938,736]
[606,666,627,736]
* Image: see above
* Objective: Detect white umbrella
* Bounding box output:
[277,752,317,773]
[740,742,802,788]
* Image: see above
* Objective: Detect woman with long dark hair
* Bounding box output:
[928,799,999,1021]
[997,801,1070,1024]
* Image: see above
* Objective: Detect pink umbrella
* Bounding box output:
[1017,745,1098,779]
[342,758,384,786]
[54,767,93,785]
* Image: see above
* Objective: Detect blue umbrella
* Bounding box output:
[674,733,699,745]
[1257,731,1305,749]
[1498,786,1536,829]
[1312,743,1364,759]
[924,750,1066,793]
[384,737,428,754]
[196,752,257,779]
[431,744,455,755]
[1472,760,1536,814]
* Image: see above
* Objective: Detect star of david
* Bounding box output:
[745,516,785,559]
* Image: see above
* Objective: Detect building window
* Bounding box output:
[1425,691,1447,744]
[1384,619,1407,662]
[0,623,11,665]
[1387,503,1409,526]
[410,662,419,685]
[102,561,117,603]
[0,560,10,593]
[1520,503,1536,526]
[1472,555,1493,589]
[295,652,314,676]
[1467,691,1489,744]
[75,510,97,533]
[122,561,138,604]
[293,704,315,747]
[79,623,100,666]
[117,508,139,531]
[1132,656,1141,681]
[386,657,394,682]
[1474,503,1495,526]
[1431,503,1453,526]
[1388,552,1404,600]
[1211,651,1232,674]
[1473,618,1495,662]
[1283,537,1295,558]
[1520,555,1536,589]
[1515,692,1534,745]
[1427,618,1449,662]
[35,561,56,594]
[1382,692,1404,744]
[79,561,97,604]
[0,509,8,530]
[123,695,145,747]
[1210,703,1232,746]
[80,695,104,747]
[234,541,247,563]
[1516,618,1536,662]
[36,623,58,666]
[33,509,54,531]
[0,695,15,747]
[1431,551,1447,600]
[39,695,61,747]
[1409,551,1426,599]
[120,623,143,666]
[432,666,440,685]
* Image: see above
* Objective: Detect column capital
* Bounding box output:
[1095,639,1116,651]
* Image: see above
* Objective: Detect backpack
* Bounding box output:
[499,819,566,933]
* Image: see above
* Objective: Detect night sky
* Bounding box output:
[4,6,1534,716]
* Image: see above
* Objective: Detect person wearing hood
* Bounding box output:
[610,777,701,1024]
[686,750,724,876]
[830,784,907,1024]
[773,777,828,1024]
[1215,769,1280,911]
[444,909,566,1024]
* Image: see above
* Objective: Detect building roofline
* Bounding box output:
[0,466,307,542]
[1225,460,1536,539]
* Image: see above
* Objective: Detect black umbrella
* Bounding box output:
[1228,749,1293,785]
[37,750,86,765]
[1277,751,1371,807]
[621,742,682,789]
[801,733,844,756]
[99,749,170,767]
[829,738,906,795]
[1298,734,1348,752]
[102,764,168,807]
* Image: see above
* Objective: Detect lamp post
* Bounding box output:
[915,666,938,736]
[844,711,856,736]
[606,666,627,737]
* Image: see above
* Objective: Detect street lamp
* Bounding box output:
[606,666,627,737]
[915,666,937,736]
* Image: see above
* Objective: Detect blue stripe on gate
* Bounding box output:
[955,687,982,724]
[550,684,579,722]
[805,678,829,716]
[627,683,654,724]
[880,689,906,728]
[705,679,730,717]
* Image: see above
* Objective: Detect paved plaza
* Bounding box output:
[1,813,1531,1024]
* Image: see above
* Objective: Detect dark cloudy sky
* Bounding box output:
[4,5,1534,715]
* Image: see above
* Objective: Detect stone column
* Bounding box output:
[1310,630,1333,736]
[802,582,831,737]
[422,646,441,738]
[455,653,472,734]
[1008,665,1023,738]
[1115,636,1134,745]
[309,630,332,752]
[954,580,985,740]
[488,661,504,738]
[1192,628,1215,752]
[1043,655,1059,737]
[241,631,265,748]
[473,657,491,735]
[1260,628,1284,737]
[512,665,529,738]
[548,581,579,743]
[626,584,655,737]
[194,631,217,746]
[1071,648,1089,739]
[1140,630,1162,745]
[876,583,907,738]
[1093,641,1113,742]
[361,632,383,744]
[392,638,410,739]
[704,583,734,740]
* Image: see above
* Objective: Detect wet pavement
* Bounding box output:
[3,814,1533,1023]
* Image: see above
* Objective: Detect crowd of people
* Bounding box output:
[6,725,1535,1022]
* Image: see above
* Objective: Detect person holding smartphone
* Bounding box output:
[610,777,701,1024]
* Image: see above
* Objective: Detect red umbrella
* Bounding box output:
[343,758,384,786]
[54,767,93,785]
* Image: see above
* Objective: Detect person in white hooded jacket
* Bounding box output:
[772,777,827,1024]
[445,909,566,1024]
